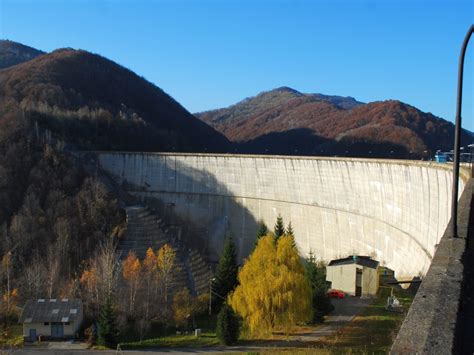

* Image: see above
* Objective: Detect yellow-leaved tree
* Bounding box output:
[171,288,208,328]
[156,243,176,304]
[229,234,312,337]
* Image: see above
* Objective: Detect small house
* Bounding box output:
[19,298,83,341]
[326,256,379,297]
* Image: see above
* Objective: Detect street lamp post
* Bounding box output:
[209,277,215,315]
[451,25,474,238]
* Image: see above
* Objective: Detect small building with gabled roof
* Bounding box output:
[326,256,379,297]
[18,298,83,341]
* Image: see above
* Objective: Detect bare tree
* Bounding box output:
[45,247,61,299]
[22,256,46,299]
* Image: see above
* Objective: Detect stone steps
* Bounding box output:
[119,205,213,298]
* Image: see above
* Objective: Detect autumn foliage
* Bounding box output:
[122,251,141,314]
[229,234,312,337]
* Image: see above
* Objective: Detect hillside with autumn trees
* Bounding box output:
[0,41,230,344]
[0,40,44,69]
[0,43,229,153]
[197,87,474,158]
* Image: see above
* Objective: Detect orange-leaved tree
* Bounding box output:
[229,234,311,337]
[143,247,158,319]
[122,251,141,314]
[80,265,99,316]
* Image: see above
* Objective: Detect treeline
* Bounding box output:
[78,243,210,347]
[211,216,333,344]
[0,115,125,321]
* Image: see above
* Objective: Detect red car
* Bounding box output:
[327,289,345,299]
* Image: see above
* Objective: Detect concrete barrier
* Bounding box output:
[95,152,467,280]
[391,178,473,354]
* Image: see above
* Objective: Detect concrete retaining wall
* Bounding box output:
[96,153,465,280]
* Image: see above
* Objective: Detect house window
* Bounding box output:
[44,322,49,326]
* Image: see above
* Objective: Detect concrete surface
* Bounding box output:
[94,153,467,280]
[291,297,370,342]
[391,179,473,354]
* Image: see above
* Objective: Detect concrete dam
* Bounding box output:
[95,152,466,280]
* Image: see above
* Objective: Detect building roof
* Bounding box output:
[18,299,82,324]
[328,255,379,269]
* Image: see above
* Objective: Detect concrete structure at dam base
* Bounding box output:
[93,152,467,282]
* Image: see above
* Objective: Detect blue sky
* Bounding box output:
[1,0,473,130]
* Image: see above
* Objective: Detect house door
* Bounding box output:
[356,269,363,297]
[29,329,36,341]
[51,323,64,338]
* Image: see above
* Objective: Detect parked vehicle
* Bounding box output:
[327,289,345,299]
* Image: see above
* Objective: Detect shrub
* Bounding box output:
[216,304,240,345]
[97,298,118,348]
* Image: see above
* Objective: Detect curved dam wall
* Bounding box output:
[96,152,465,280]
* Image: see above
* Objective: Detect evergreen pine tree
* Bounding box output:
[214,236,238,310]
[255,221,269,245]
[305,258,333,323]
[286,221,294,237]
[274,214,285,240]
[97,297,118,348]
[286,221,297,248]
[216,304,240,345]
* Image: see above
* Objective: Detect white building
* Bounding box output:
[326,256,379,297]
[19,299,83,341]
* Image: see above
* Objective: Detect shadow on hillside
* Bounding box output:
[235,128,415,159]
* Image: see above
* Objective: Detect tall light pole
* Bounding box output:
[208,277,215,315]
[451,25,474,238]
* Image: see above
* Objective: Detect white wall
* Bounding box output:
[326,264,356,295]
[23,321,79,338]
[362,267,379,297]
[97,153,465,280]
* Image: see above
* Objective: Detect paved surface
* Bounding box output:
[14,297,370,354]
[290,297,371,342]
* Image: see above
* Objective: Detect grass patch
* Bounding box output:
[118,313,219,349]
[322,286,415,354]
[120,332,219,350]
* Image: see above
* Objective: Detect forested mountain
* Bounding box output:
[197,87,473,158]
[0,40,45,69]
[0,44,230,152]
[0,42,230,309]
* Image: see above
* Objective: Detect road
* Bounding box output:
[289,297,371,342]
